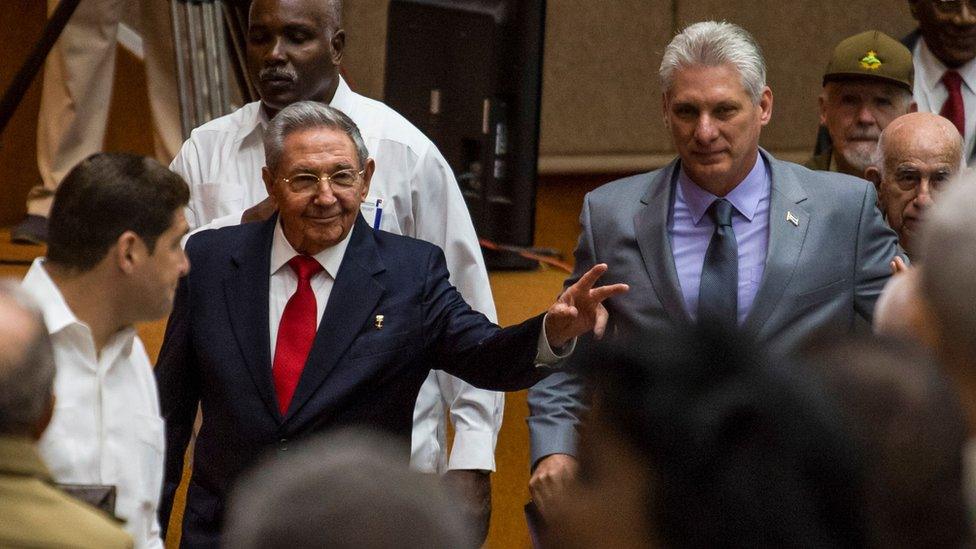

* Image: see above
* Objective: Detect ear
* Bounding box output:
[661,92,671,129]
[758,86,773,126]
[864,166,883,196]
[907,0,921,20]
[360,157,375,201]
[114,231,142,274]
[818,93,828,126]
[330,28,346,65]
[262,166,278,206]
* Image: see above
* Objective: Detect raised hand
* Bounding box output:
[544,263,629,349]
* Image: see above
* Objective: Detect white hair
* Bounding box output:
[660,21,767,104]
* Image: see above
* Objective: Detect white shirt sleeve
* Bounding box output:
[408,143,505,472]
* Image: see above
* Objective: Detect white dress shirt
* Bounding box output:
[912,38,976,165]
[21,259,164,549]
[170,78,502,472]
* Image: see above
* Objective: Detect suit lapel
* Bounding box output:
[224,217,280,421]
[743,152,810,334]
[634,160,692,324]
[285,216,386,420]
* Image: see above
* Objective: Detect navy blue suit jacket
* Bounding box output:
[155,215,546,546]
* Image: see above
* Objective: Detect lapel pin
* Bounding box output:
[786,211,800,227]
[374,315,384,330]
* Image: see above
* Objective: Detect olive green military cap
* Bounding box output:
[823,30,914,92]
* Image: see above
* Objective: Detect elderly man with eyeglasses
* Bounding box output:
[905,0,976,165]
[155,100,629,548]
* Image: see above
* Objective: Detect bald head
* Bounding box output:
[868,112,963,256]
[0,282,55,439]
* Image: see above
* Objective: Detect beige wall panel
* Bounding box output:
[341,0,390,100]
[677,1,918,155]
[538,0,672,156]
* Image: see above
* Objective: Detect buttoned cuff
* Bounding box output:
[447,428,497,471]
[535,313,576,365]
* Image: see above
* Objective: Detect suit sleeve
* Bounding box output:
[853,181,902,322]
[410,143,504,471]
[153,243,202,536]
[422,246,549,391]
[526,195,595,465]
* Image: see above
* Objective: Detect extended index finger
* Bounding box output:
[571,263,609,293]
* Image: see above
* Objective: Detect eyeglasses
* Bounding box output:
[280,168,365,194]
[933,0,976,14]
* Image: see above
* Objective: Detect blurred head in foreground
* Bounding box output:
[547,325,866,548]
[806,336,970,548]
[223,429,473,549]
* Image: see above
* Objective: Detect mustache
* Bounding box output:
[259,67,297,81]
[846,130,880,141]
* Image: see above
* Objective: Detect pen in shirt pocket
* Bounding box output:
[373,198,383,230]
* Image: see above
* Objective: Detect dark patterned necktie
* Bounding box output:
[698,199,738,326]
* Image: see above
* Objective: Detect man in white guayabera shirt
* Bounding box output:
[168,0,502,538]
[20,152,191,549]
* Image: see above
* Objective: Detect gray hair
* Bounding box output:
[264,101,369,173]
[918,176,976,357]
[0,281,55,437]
[660,21,767,104]
[224,429,473,549]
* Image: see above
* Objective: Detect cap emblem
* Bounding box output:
[859,50,882,70]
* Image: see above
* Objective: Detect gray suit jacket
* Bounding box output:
[527,150,901,464]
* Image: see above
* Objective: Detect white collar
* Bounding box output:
[21,259,136,354]
[917,38,976,93]
[270,217,354,279]
[248,76,354,139]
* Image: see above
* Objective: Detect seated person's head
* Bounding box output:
[549,325,867,548]
[806,336,970,547]
[0,282,55,441]
[819,31,915,177]
[865,112,962,256]
[45,152,190,323]
[223,429,473,548]
[917,176,976,399]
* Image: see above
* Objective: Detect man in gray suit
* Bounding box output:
[527,21,902,516]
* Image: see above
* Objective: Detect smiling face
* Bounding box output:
[247,0,345,116]
[910,0,976,68]
[263,127,372,255]
[819,80,914,176]
[663,63,773,196]
[879,113,962,254]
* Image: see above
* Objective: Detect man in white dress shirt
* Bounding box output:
[20,152,191,548]
[168,0,501,536]
[906,0,976,165]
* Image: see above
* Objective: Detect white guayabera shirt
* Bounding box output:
[21,259,164,549]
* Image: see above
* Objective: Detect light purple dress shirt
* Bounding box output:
[669,152,771,324]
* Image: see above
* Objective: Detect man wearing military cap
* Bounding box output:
[806,31,916,177]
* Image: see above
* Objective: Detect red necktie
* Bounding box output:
[941,70,966,137]
[273,255,324,414]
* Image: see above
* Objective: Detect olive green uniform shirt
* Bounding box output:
[0,436,132,548]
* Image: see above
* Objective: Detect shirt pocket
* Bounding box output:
[127,413,165,513]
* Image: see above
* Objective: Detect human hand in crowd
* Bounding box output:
[544,264,629,349]
[442,469,491,545]
[241,196,278,223]
[529,453,579,518]
[890,256,908,275]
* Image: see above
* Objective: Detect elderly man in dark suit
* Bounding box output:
[526,20,902,518]
[154,101,627,548]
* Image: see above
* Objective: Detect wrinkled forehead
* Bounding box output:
[249,0,334,28]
